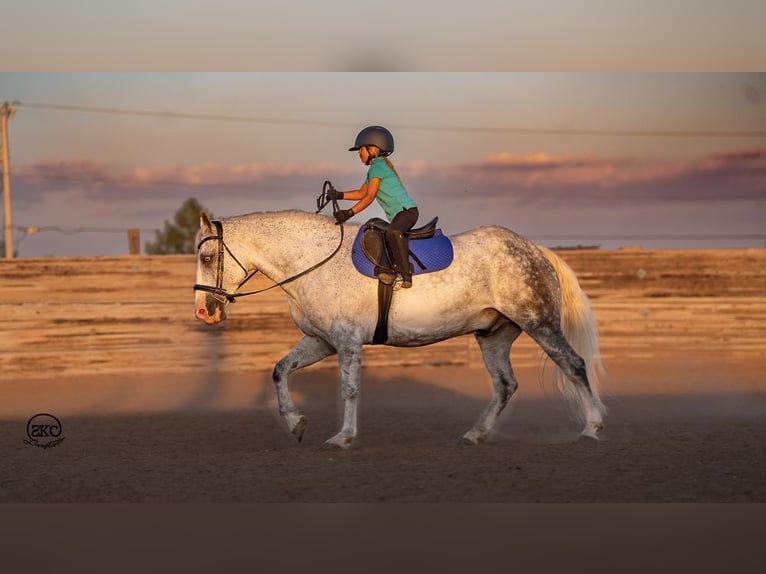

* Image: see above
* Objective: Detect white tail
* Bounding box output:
[539,247,607,424]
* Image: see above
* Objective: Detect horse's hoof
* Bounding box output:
[461,430,486,445]
[290,415,307,442]
[579,424,602,441]
[325,433,354,449]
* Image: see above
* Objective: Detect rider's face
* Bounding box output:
[358,147,369,164]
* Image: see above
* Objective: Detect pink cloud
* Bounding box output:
[14,159,358,208]
[12,149,765,256]
[16,160,117,186]
[407,148,766,203]
[130,160,357,187]
[13,148,766,209]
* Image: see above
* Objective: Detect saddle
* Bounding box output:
[350,217,454,345]
[360,217,437,278]
[351,217,453,282]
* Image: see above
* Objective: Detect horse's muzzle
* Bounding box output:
[195,292,227,324]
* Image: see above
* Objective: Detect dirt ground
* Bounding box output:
[1,249,764,503]
[2,357,764,502]
[2,250,766,573]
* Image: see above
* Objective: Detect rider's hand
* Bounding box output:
[326,187,344,201]
[334,209,354,224]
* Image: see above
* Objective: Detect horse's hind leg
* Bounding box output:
[273,335,336,442]
[463,321,522,444]
[527,324,604,439]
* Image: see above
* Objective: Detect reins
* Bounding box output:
[225,224,344,301]
[193,181,344,303]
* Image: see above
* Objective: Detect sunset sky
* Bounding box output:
[1,4,765,257]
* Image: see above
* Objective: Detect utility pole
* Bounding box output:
[1,101,16,259]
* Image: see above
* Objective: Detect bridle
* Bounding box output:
[193,220,253,304]
[193,216,344,304]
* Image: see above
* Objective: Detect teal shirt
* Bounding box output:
[365,157,417,221]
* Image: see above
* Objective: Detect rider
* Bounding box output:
[329,125,419,288]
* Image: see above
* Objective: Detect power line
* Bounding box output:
[17,101,766,139]
[18,101,359,129]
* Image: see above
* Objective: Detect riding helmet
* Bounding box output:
[348,125,395,156]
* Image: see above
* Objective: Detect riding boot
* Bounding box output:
[387,230,413,288]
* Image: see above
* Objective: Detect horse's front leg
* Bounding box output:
[326,344,363,449]
[273,335,336,442]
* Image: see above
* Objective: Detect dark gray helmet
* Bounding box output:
[348,125,394,156]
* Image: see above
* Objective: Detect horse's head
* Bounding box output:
[193,211,251,325]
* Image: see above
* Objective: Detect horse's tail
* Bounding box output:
[538,246,607,422]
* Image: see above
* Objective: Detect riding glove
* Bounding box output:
[334,209,354,224]
[326,188,344,201]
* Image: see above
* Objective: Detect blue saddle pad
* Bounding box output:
[351,225,454,279]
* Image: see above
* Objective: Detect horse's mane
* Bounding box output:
[220,209,350,237]
[223,209,333,224]
[224,208,307,219]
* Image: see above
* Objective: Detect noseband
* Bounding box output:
[193,219,345,304]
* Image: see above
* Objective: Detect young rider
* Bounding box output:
[328,125,419,288]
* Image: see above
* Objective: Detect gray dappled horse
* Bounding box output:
[194,210,606,449]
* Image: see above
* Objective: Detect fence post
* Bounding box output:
[128,228,141,255]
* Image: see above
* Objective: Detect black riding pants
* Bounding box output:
[385,207,419,274]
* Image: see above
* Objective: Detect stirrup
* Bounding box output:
[378,271,397,285]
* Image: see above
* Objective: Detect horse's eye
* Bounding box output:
[202,255,213,265]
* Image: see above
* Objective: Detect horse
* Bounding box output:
[193,209,606,449]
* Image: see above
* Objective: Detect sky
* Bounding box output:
[1,4,765,256]
[3,0,765,71]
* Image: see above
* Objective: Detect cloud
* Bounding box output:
[10,149,766,256]
[408,147,766,204]
[13,148,766,213]
[682,148,766,186]
[129,161,356,188]
[13,159,358,208]
[15,160,117,189]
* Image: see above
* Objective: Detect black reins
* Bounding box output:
[193,183,344,303]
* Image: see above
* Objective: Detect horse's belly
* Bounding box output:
[385,307,502,347]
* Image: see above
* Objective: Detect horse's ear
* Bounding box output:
[200,210,214,233]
